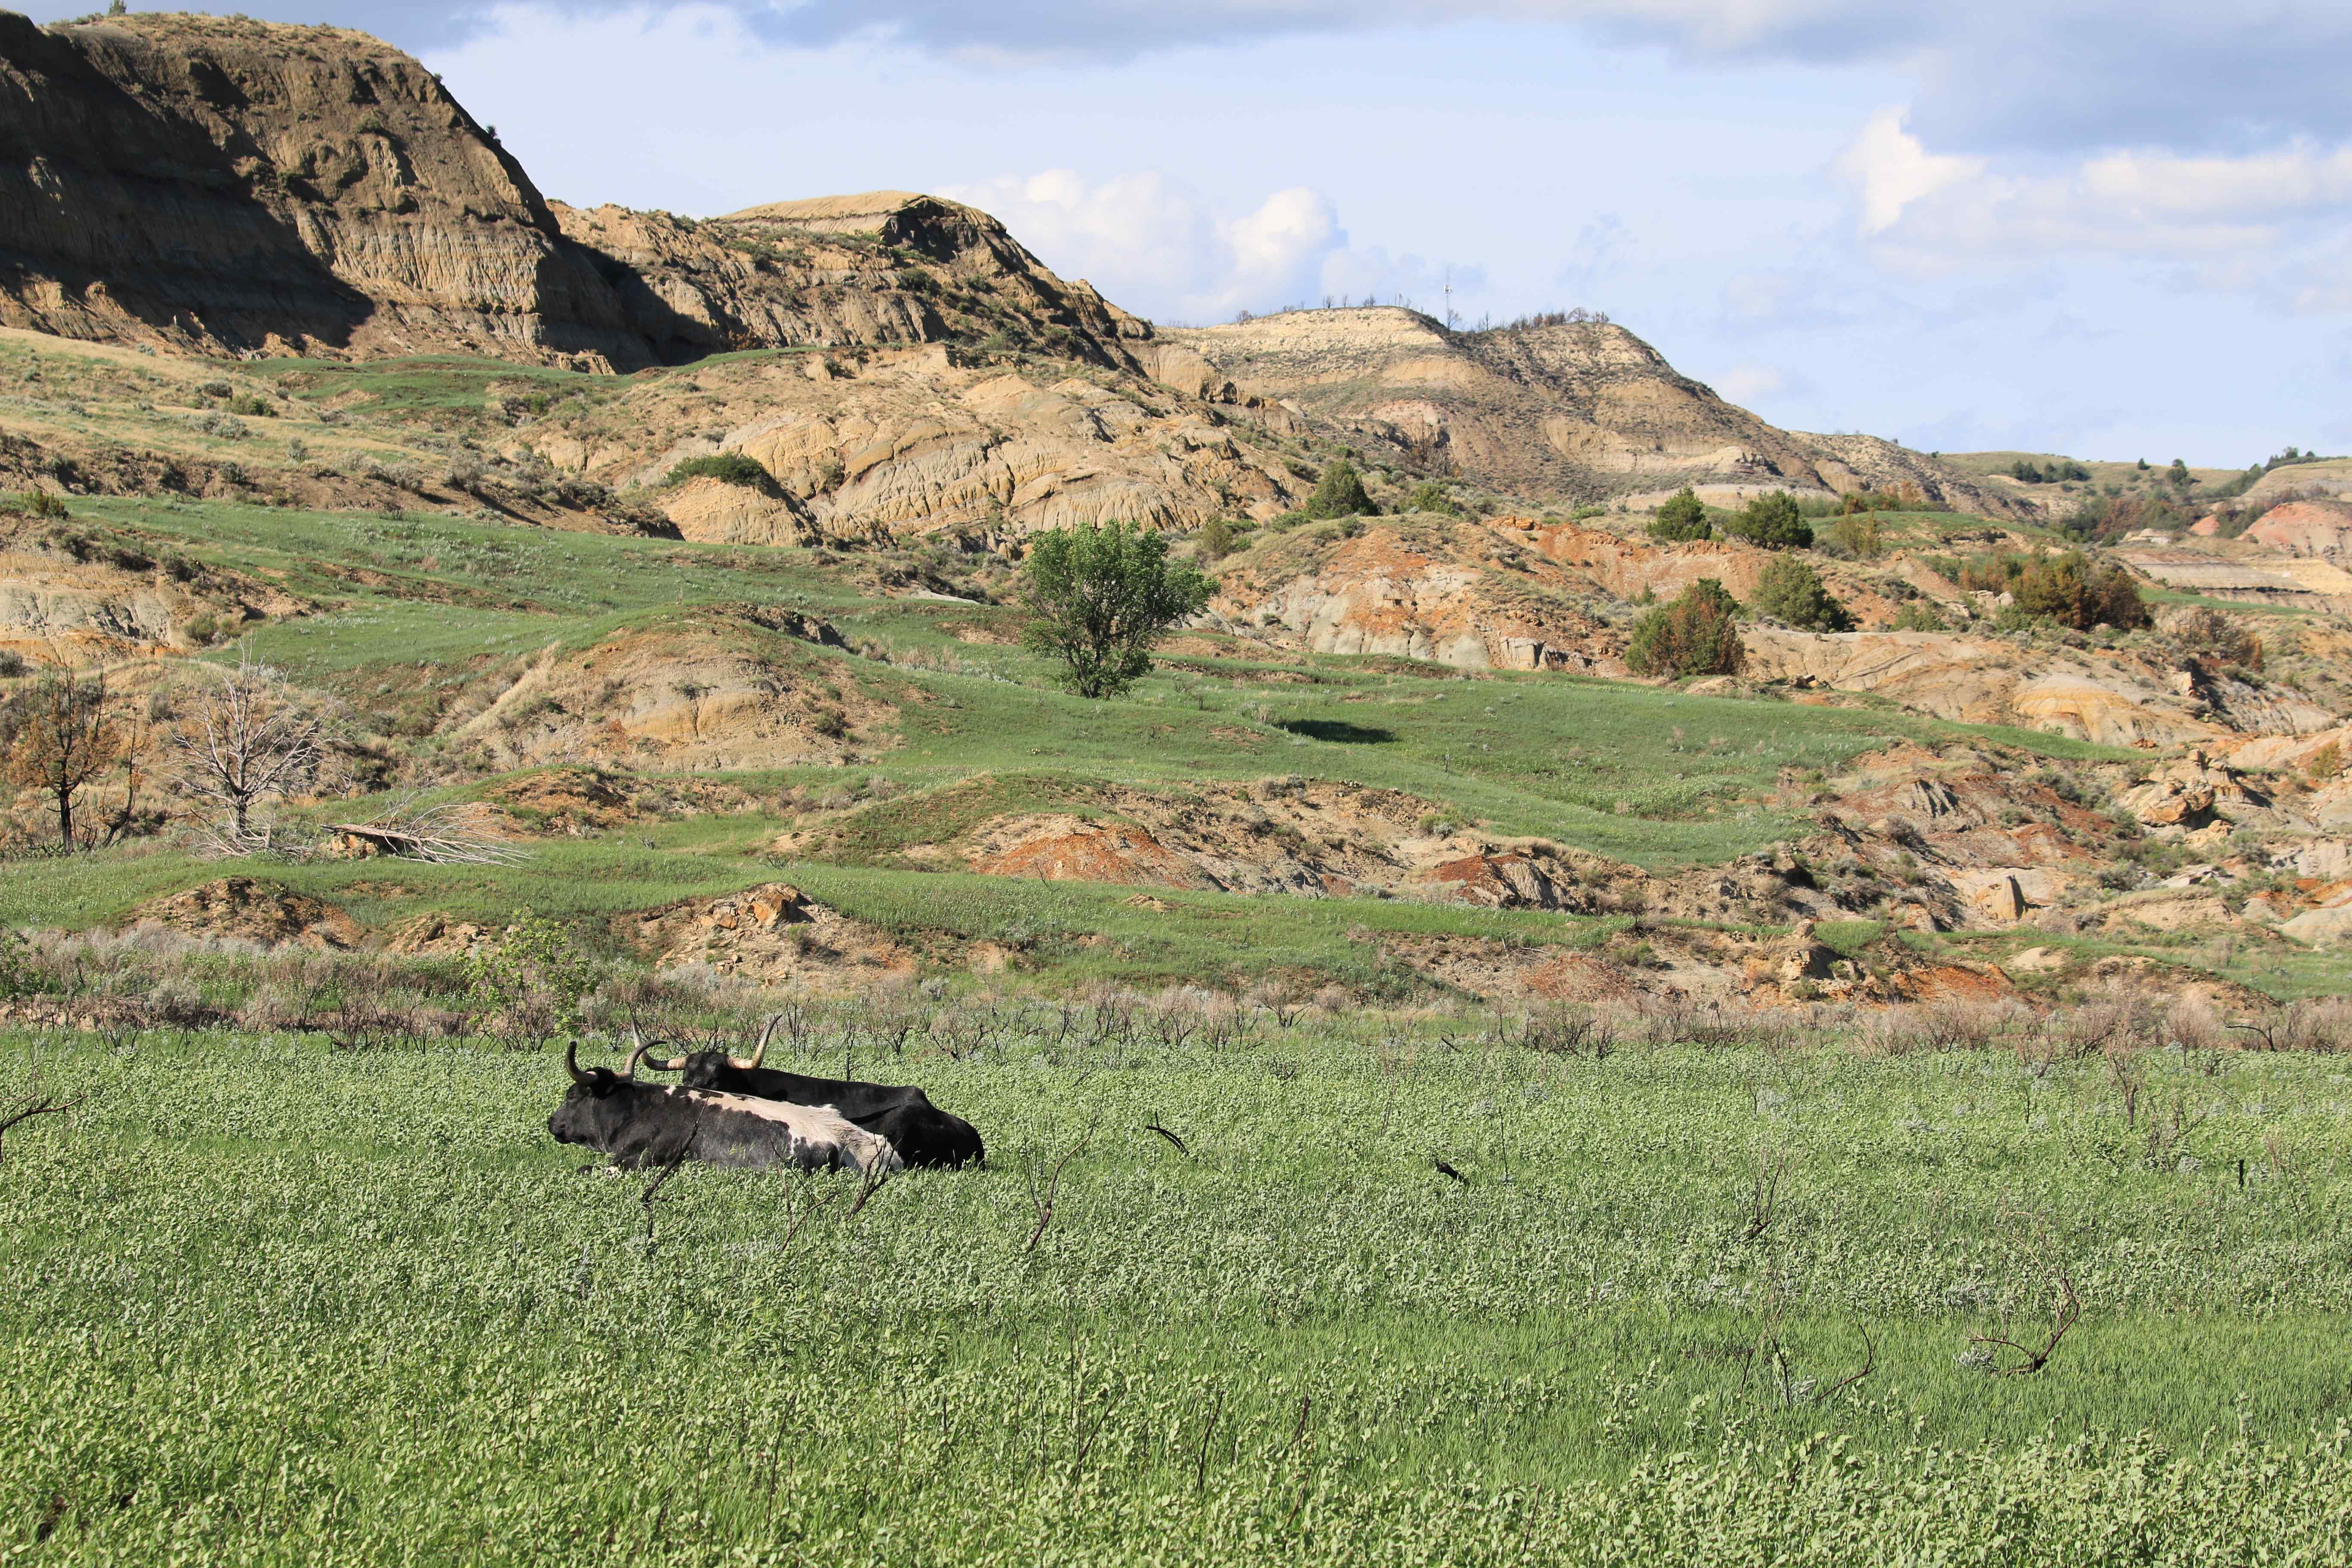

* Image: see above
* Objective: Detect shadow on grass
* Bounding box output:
[1277,719,1396,744]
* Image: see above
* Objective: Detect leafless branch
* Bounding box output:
[1023,1119,1099,1252]
[1820,1329,1876,1401]
[1740,1142,1785,1242]
[1144,1121,1191,1158]
[0,1078,90,1166]
[1969,1271,2082,1375]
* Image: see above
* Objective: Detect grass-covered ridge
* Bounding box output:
[65,496,2133,874]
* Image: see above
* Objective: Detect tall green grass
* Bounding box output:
[6,1021,2352,1562]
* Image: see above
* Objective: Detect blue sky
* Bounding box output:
[36,3,2352,465]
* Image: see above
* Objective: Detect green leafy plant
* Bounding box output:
[2011,551,2151,631]
[1648,487,1711,542]
[463,913,595,1047]
[1403,481,1461,516]
[1721,491,1812,550]
[1624,578,1745,678]
[1890,600,1949,632]
[1019,521,1212,699]
[664,453,776,492]
[1302,459,1377,520]
[1748,555,1853,631]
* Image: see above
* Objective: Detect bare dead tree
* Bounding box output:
[1969,1270,2082,1375]
[168,646,326,853]
[1023,1119,1099,1252]
[0,1075,90,1166]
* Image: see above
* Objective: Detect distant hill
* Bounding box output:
[1163,308,2020,514]
[0,11,1998,520]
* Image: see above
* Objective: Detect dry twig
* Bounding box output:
[1969,1271,2081,1375]
[0,1076,89,1166]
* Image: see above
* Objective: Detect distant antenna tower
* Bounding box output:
[1444,267,1455,331]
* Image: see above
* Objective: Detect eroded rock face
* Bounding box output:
[1738,629,2336,747]
[619,882,921,987]
[1207,519,1623,672]
[434,604,882,772]
[1161,308,2018,513]
[600,355,1309,544]
[0,14,650,367]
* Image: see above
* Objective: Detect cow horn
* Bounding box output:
[621,1038,650,1081]
[729,1013,780,1072]
[565,1039,591,1085]
[628,1020,689,1072]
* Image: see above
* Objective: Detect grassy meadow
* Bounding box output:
[7,1011,2352,1563]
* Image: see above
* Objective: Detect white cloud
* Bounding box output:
[938,170,1343,323]
[1833,110,1983,235]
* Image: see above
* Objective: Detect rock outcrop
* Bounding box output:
[1161,307,2018,513]
[0,13,658,368]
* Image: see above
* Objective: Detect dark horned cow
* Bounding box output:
[638,1020,986,1170]
[548,1041,902,1174]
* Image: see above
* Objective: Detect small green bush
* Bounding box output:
[1721,491,1812,550]
[1302,459,1377,520]
[665,453,775,492]
[1403,480,1460,516]
[1624,578,1745,678]
[1890,600,1949,632]
[1648,487,1711,542]
[1747,555,1853,631]
[2011,551,2150,631]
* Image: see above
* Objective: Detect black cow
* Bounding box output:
[548,1041,903,1174]
[640,1022,986,1170]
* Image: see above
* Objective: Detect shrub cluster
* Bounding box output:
[665,453,775,492]
[1302,459,1377,520]
[1747,556,1852,631]
[1647,487,1710,542]
[1720,491,1811,550]
[1624,578,1744,678]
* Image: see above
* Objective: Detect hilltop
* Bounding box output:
[1163,308,2019,514]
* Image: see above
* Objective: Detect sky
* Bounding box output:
[34,2,2352,465]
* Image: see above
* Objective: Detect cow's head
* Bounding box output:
[639,1015,775,1088]
[545,1038,650,1145]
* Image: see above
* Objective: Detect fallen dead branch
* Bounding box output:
[328,797,531,866]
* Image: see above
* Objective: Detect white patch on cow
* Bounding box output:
[672,1087,903,1173]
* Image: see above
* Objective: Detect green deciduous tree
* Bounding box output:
[1648,487,1711,542]
[1303,459,1377,519]
[1722,490,1813,550]
[1624,578,1745,679]
[1748,555,1853,631]
[1020,521,1212,699]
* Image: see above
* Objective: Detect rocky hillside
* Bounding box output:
[0,15,1156,378]
[1163,309,2018,515]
